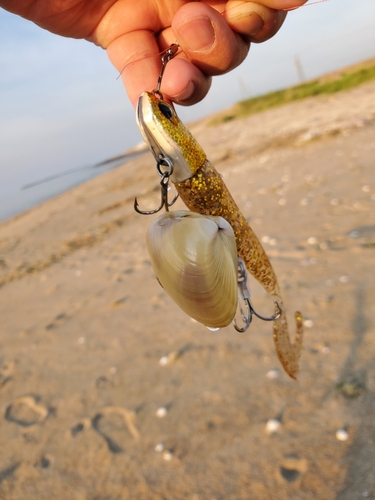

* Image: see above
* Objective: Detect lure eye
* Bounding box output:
[158,102,174,120]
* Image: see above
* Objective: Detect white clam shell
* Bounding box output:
[146,210,238,328]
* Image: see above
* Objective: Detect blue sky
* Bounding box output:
[0,0,374,217]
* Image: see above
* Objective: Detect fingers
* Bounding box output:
[160,58,213,106]
[172,3,250,76]
[107,2,251,107]
[106,0,305,108]
[106,29,212,107]
[106,30,163,107]
[223,1,287,43]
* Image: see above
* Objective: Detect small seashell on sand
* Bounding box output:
[349,230,360,238]
[339,275,349,283]
[156,407,168,418]
[162,450,173,461]
[155,443,164,453]
[159,356,169,366]
[265,419,282,434]
[307,237,318,245]
[159,351,181,366]
[266,370,279,380]
[303,319,314,328]
[336,429,349,441]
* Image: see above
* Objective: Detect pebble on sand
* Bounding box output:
[162,450,173,461]
[307,237,318,245]
[156,407,168,418]
[335,429,349,441]
[265,419,282,434]
[266,370,279,380]
[339,275,349,283]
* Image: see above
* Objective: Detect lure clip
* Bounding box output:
[152,43,179,99]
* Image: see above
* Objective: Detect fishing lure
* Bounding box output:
[135,46,303,379]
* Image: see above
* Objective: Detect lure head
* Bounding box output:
[136,92,206,183]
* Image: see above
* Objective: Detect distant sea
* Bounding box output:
[0,151,144,223]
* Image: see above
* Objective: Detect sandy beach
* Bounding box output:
[0,80,375,500]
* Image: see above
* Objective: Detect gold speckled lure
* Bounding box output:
[136,90,303,379]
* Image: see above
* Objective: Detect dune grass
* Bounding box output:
[211,59,375,125]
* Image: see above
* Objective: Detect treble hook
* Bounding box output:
[134,158,179,215]
[233,259,282,332]
[152,43,179,99]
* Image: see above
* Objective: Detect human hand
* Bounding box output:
[0,0,308,107]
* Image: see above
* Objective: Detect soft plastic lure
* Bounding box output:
[136,89,303,379]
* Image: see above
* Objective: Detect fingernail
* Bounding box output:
[226,7,264,36]
[247,13,264,35]
[175,16,215,52]
[173,80,195,102]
